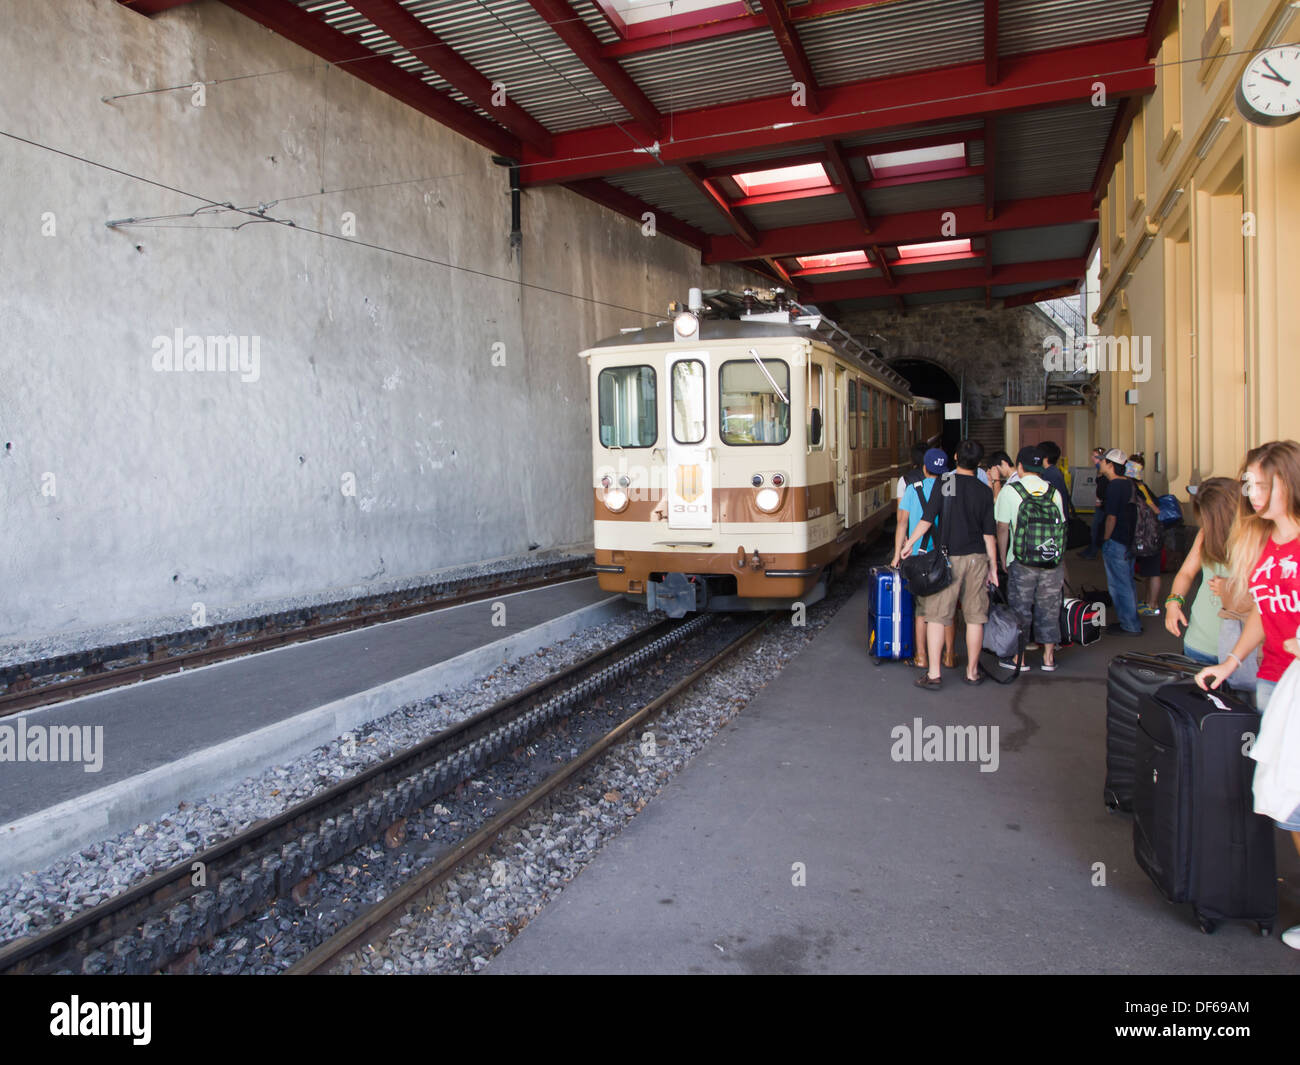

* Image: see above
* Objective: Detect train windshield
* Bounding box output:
[598,365,657,448]
[671,360,706,444]
[719,359,790,445]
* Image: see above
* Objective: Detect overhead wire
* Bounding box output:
[0,126,668,320]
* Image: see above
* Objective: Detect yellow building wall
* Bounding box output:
[1095,0,1300,494]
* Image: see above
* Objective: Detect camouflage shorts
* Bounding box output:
[1006,561,1065,645]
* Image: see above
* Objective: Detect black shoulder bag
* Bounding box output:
[900,483,954,597]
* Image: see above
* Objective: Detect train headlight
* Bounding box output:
[603,488,629,513]
[673,312,699,341]
[755,487,781,513]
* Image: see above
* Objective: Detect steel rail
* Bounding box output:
[288,613,774,975]
[0,559,594,718]
[0,613,690,975]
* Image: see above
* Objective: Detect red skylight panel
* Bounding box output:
[896,239,973,264]
[732,162,831,197]
[867,143,966,180]
[795,250,871,272]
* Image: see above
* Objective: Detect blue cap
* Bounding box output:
[924,448,948,475]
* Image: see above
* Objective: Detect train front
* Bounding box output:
[584,304,824,617]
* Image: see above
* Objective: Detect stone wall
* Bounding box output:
[836,300,1062,419]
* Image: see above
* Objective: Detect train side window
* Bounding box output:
[671,359,706,445]
[597,365,657,448]
[720,359,790,446]
[858,381,868,451]
[848,378,858,450]
[808,362,824,448]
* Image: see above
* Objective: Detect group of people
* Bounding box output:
[890,438,1075,686]
[892,435,1300,949]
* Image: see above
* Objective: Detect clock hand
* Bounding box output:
[1260,57,1292,85]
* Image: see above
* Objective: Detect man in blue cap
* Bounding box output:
[893,447,957,670]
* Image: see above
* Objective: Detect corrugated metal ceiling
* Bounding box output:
[998,0,1151,57]
[995,101,1117,199]
[797,0,985,86]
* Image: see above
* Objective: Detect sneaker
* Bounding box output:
[1106,623,1143,637]
[1283,925,1300,950]
[1025,643,1041,651]
[999,659,1031,672]
[1041,661,1057,672]
[1137,603,1161,617]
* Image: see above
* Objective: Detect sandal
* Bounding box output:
[910,656,928,669]
[963,673,984,685]
[914,675,942,690]
[943,650,957,669]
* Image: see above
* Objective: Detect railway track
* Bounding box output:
[0,609,758,975]
[287,612,772,974]
[0,554,593,718]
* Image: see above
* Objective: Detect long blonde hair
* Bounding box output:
[1225,440,1300,608]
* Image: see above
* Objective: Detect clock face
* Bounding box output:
[1236,47,1300,127]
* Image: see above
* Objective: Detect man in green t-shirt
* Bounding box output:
[995,446,1067,672]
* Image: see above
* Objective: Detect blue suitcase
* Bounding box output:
[867,566,914,662]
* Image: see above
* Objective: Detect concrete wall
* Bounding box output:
[0,0,762,641]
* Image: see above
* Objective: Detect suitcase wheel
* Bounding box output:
[872,658,882,666]
[1258,923,1273,938]
[1197,915,1218,935]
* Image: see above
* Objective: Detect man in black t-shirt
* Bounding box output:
[1100,447,1141,635]
[902,440,999,688]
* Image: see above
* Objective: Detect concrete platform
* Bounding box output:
[490,571,1300,975]
[0,578,619,878]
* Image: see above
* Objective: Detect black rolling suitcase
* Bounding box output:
[1105,652,1206,813]
[1132,680,1276,935]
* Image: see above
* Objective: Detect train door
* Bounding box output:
[833,365,848,529]
[666,353,711,531]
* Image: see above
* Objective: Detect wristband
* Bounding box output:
[1227,652,1242,668]
[1165,594,1185,607]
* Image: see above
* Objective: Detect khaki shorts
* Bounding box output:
[918,553,990,626]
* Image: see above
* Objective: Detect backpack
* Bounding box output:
[1132,483,1161,557]
[1010,482,1065,568]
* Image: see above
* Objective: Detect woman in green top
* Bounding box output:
[1165,478,1259,690]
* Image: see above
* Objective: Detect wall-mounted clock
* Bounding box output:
[1235,46,1300,127]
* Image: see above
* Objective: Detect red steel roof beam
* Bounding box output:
[526,0,664,139]
[682,164,759,248]
[220,0,519,157]
[517,35,1156,185]
[984,0,999,85]
[350,0,554,154]
[760,0,824,114]
[806,257,1086,301]
[704,192,1094,264]
[822,139,871,234]
[872,246,894,286]
[1002,281,1081,309]
[564,179,709,250]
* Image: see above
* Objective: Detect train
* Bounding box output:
[585,289,942,617]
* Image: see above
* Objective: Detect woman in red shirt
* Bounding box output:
[1196,439,1300,947]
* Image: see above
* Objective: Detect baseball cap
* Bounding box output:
[1016,445,1044,471]
[1104,447,1128,467]
[923,448,948,475]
